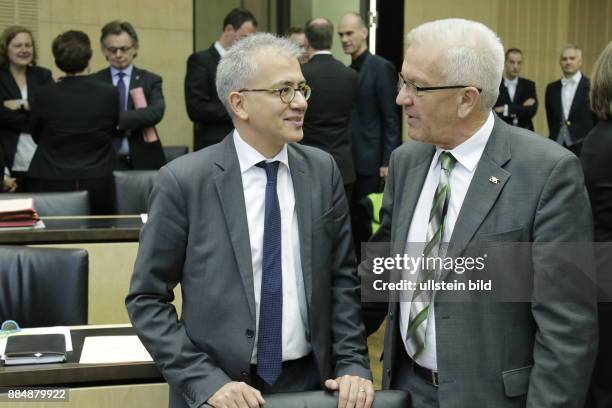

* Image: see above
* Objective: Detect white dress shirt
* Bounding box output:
[561,71,582,120]
[503,76,518,103]
[400,112,495,370]
[214,41,228,57]
[111,65,133,155]
[233,131,311,364]
[12,87,36,172]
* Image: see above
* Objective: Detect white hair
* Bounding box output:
[406,18,504,111]
[216,33,301,115]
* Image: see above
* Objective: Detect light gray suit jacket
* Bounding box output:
[126,135,371,408]
[367,117,597,407]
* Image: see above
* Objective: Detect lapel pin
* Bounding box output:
[489,176,499,184]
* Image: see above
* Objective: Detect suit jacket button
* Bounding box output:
[246,329,254,338]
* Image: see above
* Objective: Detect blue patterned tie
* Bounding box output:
[113,72,127,152]
[256,160,283,385]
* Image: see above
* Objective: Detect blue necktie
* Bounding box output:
[113,72,127,152]
[256,160,283,385]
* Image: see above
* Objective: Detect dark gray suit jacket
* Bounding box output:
[91,66,166,170]
[126,135,371,408]
[365,117,597,407]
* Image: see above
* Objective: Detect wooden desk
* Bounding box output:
[0,325,168,408]
[0,216,142,245]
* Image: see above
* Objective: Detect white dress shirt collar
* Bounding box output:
[309,50,333,58]
[233,129,290,173]
[503,76,518,87]
[433,111,495,174]
[110,64,133,80]
[561,70,582,86]
[214,41,228,57]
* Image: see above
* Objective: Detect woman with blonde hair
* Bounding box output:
[0,25,53,191]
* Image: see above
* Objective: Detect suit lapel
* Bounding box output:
[514,78,524,102]
[0,66,21,98]
[127,66,143,110]
[213,136,256,320]
[393,146,435,256]
[446,118,511,261]
[568,76,588,119]
[498,82,510,104]
[552,81,563,118]
[287,145,313,307]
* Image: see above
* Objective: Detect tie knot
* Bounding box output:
[439,152,456,172]
[256,160,280,183]
[117,72,125,79]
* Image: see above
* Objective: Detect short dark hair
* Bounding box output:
[0,25,37,66]
[505,48,522,59]
[52,30,92,74]
[100,20,139,45]
[305,18,333,50]
[287,26,304,36]
[223,8,258,31]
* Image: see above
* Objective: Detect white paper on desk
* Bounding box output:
[129,87,159,143]
[79,336,152,364]
[0,326,72,356]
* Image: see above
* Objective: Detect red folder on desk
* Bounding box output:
[130,87,159,143]
[0,198,40,228]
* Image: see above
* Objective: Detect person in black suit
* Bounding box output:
[184,8,257,151]
[27,31,118,215]
[338,12,401,256]
[0,25,53,191]
[493,48,538,130]
[91,21,165,170]
[545,44,595,156]
[301,17,358,200]
[581,41,612,408]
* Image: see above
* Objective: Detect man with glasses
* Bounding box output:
[127,33,374,408]
[91,20,166,170]
[362,18,596,407]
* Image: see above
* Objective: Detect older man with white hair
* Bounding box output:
[362,18,597,408]
[127,33,374,408]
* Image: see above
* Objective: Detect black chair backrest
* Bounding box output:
[113,170,157,214]
[203,390,409,408]
[163,145,189,163]
[0,246,89,328]
[0,191,90,216]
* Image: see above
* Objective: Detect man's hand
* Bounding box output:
[325,375,374,408]
[3,99,21,110]
[207,381,265,408]
[523,98,536,107]
[379,166,389,178]
[3,176,17,192]
[494,106,504,113]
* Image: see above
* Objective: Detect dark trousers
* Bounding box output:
[28,176,115,215]
[392,331,439,408]
[350,175,382,259]
[249,353,321,394]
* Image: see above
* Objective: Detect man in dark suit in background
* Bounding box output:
[301,17,358,200]
[91,20,166,170]
[493,48,538,130]
[185,8,257,151]
[545,44,595,156]
[127,33,373,408]
[338,12,401,257]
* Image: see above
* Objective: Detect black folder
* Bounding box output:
[3,334,66,365]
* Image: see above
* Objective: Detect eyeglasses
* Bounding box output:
[239,84,311,104]
[0,320,21,338]
[397,73,482,97]
[104,45,134,54]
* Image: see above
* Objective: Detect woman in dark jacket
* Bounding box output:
[581,41,612,408]
[27,30,118,214]
[0,25,53,190]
